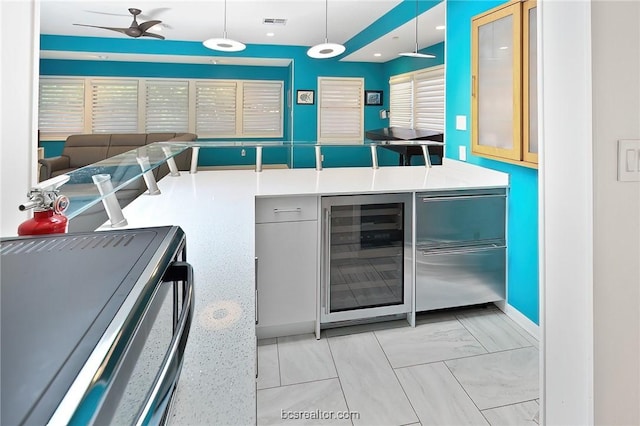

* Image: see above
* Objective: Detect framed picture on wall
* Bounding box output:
[365,90,383,106]
[296,90,315,105]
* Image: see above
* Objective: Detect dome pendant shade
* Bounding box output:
[203,37,246,52]
[307,42,345,59]
[307,0,345,59]
[399,0,435,59]
[203,0,245,52]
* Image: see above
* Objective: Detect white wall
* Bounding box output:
[539,0,594,424]
[541,0,640,424]
[591,1,640,424]
[0,0,39,237]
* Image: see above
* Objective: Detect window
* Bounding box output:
[318,77,364,143]
[90,80,139,133]
[242,81,283,136]
[38,77,284,139]
[38,78,85,137]
[145,80,189,133]
[471,0,537,167]
[389,75,413,128]
[389,65,445,132]
[195,81,238,136]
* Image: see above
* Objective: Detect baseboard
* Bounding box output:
[197,164,289,171]
[494,301,540,341]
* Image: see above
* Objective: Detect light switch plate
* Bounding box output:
[618,139,640,182]
[459,146,467,161]
[456,115,467,131]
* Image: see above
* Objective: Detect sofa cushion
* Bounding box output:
[145,133,178,144]
[107,134,148,158]
[64,134,111,168]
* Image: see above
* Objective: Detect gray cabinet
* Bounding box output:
[255,196,318,339]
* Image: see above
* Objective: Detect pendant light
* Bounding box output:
[307,0,345,59]
[203,0,246,52]
[399,0,435,58]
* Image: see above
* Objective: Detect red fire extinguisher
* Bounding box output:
[18,175,70,236]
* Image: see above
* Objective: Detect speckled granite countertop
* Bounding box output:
[97,161,508,425]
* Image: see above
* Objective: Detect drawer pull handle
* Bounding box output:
[273,208,302,213]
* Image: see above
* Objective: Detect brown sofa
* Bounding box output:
[39,132,197,181]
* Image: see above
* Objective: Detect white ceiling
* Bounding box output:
[39,0,445,64]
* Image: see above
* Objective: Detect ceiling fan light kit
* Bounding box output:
[307,0,345,59]
[73,8,165,40]
[399,0,435,59]
[203,0,245,52]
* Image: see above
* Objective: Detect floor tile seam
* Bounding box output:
[490,310,541,346]
[443,343,537,364]
[478,397,540,412]
[324,335,356,426]
[454,312,492,353]
[441,358,487,419]
[260,376,339,391]
[275,336,282,387]
[371,331,421,424]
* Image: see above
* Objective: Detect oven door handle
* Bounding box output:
[135,261,194,426]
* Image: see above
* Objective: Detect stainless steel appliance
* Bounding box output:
[321,194,412,324]
[415,188,506,311]
[0,226,193,426]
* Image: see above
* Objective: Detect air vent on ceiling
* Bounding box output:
[263,18,287,26]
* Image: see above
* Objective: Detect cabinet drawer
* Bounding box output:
[416,245,506,312]
[255,196,318,223]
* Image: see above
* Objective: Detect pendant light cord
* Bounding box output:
[324,0,329,44]
[414,0,419,52]
[223,0,228,39]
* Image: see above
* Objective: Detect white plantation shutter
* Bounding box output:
[242,82,283,136]
[91,80,138,133]
[145,80,189,132]
[38,78,85,137]
[389,75,413,128]
[318,78,363,142]
[414,65,445,131]
[195,81,237,136]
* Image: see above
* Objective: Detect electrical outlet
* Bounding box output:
[456,115,467,131]
[618,139,640,182]
[241,148,246,157]
[321,154,324,162]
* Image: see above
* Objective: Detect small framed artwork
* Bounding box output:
[365,90,383,106]
[296,89,315,105]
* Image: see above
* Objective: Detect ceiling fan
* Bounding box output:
[74,8,165,40]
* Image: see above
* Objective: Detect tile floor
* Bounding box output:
[256,305,539,426]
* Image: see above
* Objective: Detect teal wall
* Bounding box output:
[446,0,539,324]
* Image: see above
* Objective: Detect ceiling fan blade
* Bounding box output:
[142,32,165,40]
[138,20,162,33]
[82,10,129,17]
[73,23,129,35]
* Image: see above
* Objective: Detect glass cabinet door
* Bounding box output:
[471,2,522,162]
[523,0,538,163]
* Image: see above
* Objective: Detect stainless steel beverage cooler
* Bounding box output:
[415,189,507,311]
[0,226,194,426]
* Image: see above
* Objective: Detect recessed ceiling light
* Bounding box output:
[436,25,445,30]
[266,32,275,37]
[374,53,382,57]
[499,46,509,50]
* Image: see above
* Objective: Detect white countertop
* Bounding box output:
[99,160,508,425]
